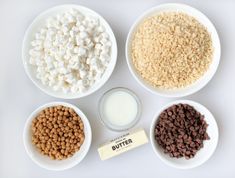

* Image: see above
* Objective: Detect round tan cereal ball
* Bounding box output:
[31,105,85,160]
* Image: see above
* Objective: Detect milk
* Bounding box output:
[102,90,138,127]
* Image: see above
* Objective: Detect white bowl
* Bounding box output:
[23,102,92,171]
[126,3,221,97]
[22,4,117,99]
[150,100,219,169]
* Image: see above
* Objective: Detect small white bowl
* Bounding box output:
[98,87,142,132]
[126,3,221,97]
[150,100,219,169]
[23,102,92,171]
[22,4,117,99]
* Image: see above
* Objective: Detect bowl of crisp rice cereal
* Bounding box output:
[126,3,220,97]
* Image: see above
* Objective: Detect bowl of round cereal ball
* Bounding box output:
[23,102,92,171]
[150,100,219,169]
[22,4,117,99]
[126,3,220,97]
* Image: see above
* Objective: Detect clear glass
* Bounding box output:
[98,87,142,132]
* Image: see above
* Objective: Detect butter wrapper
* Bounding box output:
[98,129,148,160]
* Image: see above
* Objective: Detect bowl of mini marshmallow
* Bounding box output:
[22,4,117,99]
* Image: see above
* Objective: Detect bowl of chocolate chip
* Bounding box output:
[150,100,218,169]
[23,102,92,171]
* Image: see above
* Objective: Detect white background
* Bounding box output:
[0,0,234,177]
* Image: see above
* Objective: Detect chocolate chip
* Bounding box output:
[154,103,210,159]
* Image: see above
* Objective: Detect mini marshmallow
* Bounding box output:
[79,31,88,39]
[29,9,112,94]
[77,47,86,56]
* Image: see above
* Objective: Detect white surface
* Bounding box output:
[0,0,234,177]
[150,100,219,169]
[23,102,92,171]
[22,4,117,99]
[126,3,221,97]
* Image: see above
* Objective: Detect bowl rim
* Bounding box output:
[125,3,221,98]
[22,4,117,99]
[23,101,92,171]
[149,99,219,169]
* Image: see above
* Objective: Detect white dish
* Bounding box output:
[126,3,221,97]
[22,4,117,99]
[23,102,92,171]
[150,100,219,169]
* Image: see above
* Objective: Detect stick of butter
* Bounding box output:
[98,129,148,160]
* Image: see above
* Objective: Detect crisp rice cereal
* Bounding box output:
[131,12,213,89]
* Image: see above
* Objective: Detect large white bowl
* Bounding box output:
[126,3,221,97]
[22,4,117,99]
[150,100,219,169]
[23,102,92,171]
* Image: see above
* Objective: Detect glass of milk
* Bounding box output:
[98,87,141,131]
